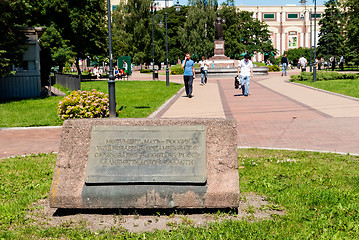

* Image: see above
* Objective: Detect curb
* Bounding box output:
[0,126,62,131]
[147,87,185,119]
[288,80,359,102]
[238,146,359,156]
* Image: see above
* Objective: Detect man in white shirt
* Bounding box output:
[237,54,253,96]
[298,55,307,72]
[199,56,210,85]
[93,66,99,79]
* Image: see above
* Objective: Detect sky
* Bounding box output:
[177,0,326,6]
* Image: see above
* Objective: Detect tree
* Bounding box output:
[219,6,276,59]
[0,0,27,77]
[157,6,189,65]
[25,0,107,75]
[112,0,153,65]
[39,24,75,73]
[343,0,359,64]
[283,47,310,66]
[177,0,217,62]
[61,0,107,75]
[317,0,346,62]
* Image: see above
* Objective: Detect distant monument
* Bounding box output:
[215,13,225,41]
[209,13,234,67]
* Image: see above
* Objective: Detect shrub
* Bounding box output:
[57,90,109,120]
[290,71,359,82]
[170,67,184,75]
[140,69,153,73]
[269,65,280,72]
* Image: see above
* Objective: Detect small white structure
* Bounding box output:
[0,27,45,99]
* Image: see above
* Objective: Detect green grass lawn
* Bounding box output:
[0,81,183,128]
[294,79,359,99]
[291,71,359,98]
[0,97,64,128]
[1,149,359,239]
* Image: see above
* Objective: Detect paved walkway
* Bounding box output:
[1,69,359,159]
[221,70,359,155]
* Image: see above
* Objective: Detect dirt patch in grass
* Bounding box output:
[26,193,285,233]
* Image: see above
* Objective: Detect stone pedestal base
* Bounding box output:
[50,118,239,209]
[208,40,235,68]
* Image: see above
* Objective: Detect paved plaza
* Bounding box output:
[1,69,359,158]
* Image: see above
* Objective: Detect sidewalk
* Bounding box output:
[1,69,359,158]
[220,69,359,155]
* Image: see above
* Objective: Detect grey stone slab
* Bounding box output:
[82,185,207,208]
[85,125,206,184]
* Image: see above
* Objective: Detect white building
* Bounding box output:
[237,4,326,62]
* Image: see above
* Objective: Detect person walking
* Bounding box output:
[199,56,209,85]
[93,66,99,79]
[181,53,196,98]
[122,60,128,74]
[114,66,120,79]
[339,55,344,71]
[281,54,288,76]
[237,54,253,97]
[330,55,336,71]
[298,55,307,72]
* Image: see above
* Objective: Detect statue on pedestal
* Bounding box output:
[214,13,225,40]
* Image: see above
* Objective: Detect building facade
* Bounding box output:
[237,4,326,62]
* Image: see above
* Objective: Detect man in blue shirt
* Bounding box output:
[181,53,196,98]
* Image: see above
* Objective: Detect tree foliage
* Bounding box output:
[0,0,27,77]
[112,0,275,65]
[112,0,154,65]
[219,5,275,59]
[1,0,107,77]
[317,0,346,61]
[283,47,310,65]
[177,0,217,62]
[343,0,359,64]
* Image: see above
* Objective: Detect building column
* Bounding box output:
[276,33,281,54]
[281,33,286,55]
[300,32,304,48]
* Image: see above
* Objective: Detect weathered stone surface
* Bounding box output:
[50,118,239,209]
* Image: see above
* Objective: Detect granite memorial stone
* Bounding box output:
[50,118,239,209]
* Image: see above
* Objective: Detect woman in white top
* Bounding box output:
[199,56,210,85]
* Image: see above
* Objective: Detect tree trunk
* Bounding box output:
[59,64,64,73]
[75,57,82,76]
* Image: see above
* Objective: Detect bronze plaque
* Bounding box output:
[84,125,207,184]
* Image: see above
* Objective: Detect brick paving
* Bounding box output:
[218,71,359,155]
[0,127,62,159]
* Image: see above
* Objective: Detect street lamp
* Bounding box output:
[313,0,317,82]
[151,3,156,81]
[174,0,181,12]
[165,0,169,87]
[151,3,164,81]
[301,9,313,72]
[107,0,116,118]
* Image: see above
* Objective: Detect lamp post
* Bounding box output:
[107,0,116,118]
[165,0,169,87]
[174,0,181,12]
[301,8,313,72]
[313,0,317,82]
[151,3,156,81]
